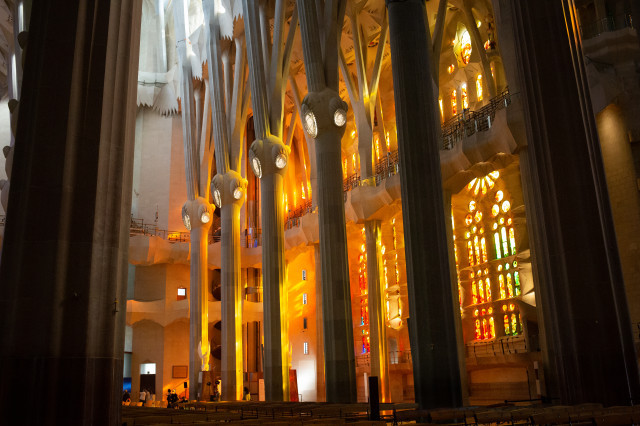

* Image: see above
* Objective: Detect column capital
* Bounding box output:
[248,135,290,179]
[301,88,348,141]
[181,197,214,231]
[211,170,247,209]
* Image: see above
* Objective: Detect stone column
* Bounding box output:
[365,221,390,402]
[314,243,325,402]
[260,171,290,401]
[298,0,357,404]
[212,171,246,401]
[182,198,214,400]
[242,0,292,401]
[495,0,640,405]
[385,0,463,409]
[0,0,142,424]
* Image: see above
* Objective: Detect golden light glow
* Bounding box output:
[476,74,483,101]
[462,83,469,109]
[451,89,457,116]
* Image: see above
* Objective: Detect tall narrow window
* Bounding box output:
[303,317,307,330]
[476,74,483,101]
[461,83,469,109]
[451,89,457,116]
[303,342,309,355]
[302,293,307,305]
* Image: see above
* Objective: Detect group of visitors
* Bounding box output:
[166,389,180,408]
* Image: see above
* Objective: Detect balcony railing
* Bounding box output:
[129,215,221,245]
[441,87,512,149]
[581,13,634,40]
[355,349,413,368]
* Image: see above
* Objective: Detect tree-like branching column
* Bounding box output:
[241,0,298,401]
[203,0,251,402]
[174,0,216,401]
[338,2,390,401]
[298,0,357,404]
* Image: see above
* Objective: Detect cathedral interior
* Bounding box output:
[1,0,640,424]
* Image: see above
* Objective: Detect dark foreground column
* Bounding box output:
[495,0,640,405]
[386,0,463,410]
[0,1,142,425]
[298,0,357,403]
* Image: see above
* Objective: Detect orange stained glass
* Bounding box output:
[504,315,510,334]
[478,280,485,303]
[475,319,482,340]
[474,236,481,265]
[502,200,511,213]
[472,281,478,304]
[451,89,457,115]
[509,303,515,311]
[462,83,469,109]
[474,211,483,223]
[509,227,517,255]
[485,277,492,302]
[491,204,499,217]
[481,180,488,195]
[465,214,473,226]
[469,200,476,211]
[489,171,500,179]
[495,190,504,202]
[458,284,463,306]
[473,179,481,196]
[511,313,518,335]
[499,274,506,299]
[494,232,502,259]
[481,237,488,263]
[507,273,514,298]
[489,316,495,338]
[482,318,489,339]
[467,178,477,191]
[476,74,483,101]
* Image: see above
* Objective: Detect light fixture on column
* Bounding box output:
[251,157,262,178]
[273,144,289,169]
[249,135,290,179]
[212,174,224,208]
[182,205,192,230]
[302,106,318,138]
[201,211,211,224]
[301,89,349,139]
[231,174,247,200]
[333,108,347,127]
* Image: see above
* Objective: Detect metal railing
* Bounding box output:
[581,12,634,39]
[441,87,512,149]
[356,349,412,367]
[284,200,313,230]
[129,215,221,245]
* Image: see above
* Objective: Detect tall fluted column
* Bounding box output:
[313,243,325,401]
[492,0,640,405]
[182,198,214,400]
[298,0,356,403]
[365,221,389,402]
[0,0,142,424]
[242,0,292,401]
[385,0,463,409]
[212,171,246,400]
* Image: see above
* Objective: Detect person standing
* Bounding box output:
[139,389,147,405]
